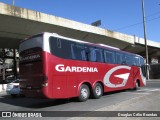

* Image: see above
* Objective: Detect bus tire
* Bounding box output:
[78,84,90,102]
[93,83,103,99]
[135,81,139,90]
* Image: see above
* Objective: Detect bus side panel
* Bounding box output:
[103,64,134,92]
[44,52,84,98]
[65,60,92,98]
[47,53,68,98]
[67,75,77,98]
[120,66,139,90]
[52,75,67,98]
[132,66,140,89]
[44,52,145,99]
[133,67,146,87]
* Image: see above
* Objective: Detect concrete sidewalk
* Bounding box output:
[68,90,160,120]
[147,79,160,81]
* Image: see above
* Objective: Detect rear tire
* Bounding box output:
[78,84,90,102]
[92,83,103,99]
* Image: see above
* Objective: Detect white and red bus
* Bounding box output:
[19,32,146,101]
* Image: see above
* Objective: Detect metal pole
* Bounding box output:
[142,0,149,80]
[13,49,17,79]
[2,49,5,90]
[12,0,15,6]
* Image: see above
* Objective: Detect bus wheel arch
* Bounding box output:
[92,82,104,99]
[135,79,140,90]
[77,82,91,102]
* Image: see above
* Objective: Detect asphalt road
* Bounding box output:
[0,80,160,119]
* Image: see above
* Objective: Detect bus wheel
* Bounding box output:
[93,83,103,99]
[78,84,90,102]
[135,81,139,90]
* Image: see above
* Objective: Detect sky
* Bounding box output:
[0,0,160,42]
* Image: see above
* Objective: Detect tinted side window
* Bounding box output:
[49,37,72,59]
[88,48,104,62]
[104,50,115,64]
[134,56,140,66]
[125,55,133,66]
[140,57,145,66]
[116,52,125,64]
[71,43,87,61]
[95,48,104,62]
[88,47,96,62]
